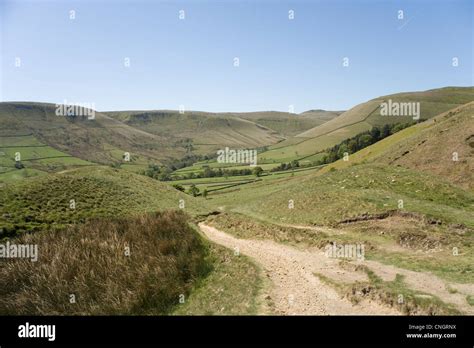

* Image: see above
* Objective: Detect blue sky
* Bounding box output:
[1,0,472,112]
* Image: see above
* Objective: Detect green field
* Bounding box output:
[0,134,94,183]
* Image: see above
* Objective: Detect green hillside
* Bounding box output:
[208,163,474,228]
[0,166,210,238]
[320,102,474,190]
[106,110,285,155]
[259,87,474,163]
[0,102,340,183]
[229,110,342,137]
[0,102,185,168]
[203,162,474,287]
[0,133,93,184]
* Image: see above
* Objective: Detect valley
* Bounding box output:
[0,86,473,315]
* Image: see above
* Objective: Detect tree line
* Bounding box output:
[315,122,416,165]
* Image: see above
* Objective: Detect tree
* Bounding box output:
[337,144,349,159]
[358,134,372,148]
[188,184,200,197]
[172,184,185,192]
[347,139,358,153]
[203,167,214,178]
[145,163,160,178]
[370,127,381,142]
[327,151,338,163]
[253,166,264,177]
[158,172,171,181]
[381,124,391,138]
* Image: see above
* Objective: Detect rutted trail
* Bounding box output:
[199,223,398,315]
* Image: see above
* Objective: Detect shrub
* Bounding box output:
[172,184,185,192]
[188,184,199,197]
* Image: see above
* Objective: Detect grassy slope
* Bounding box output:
[0,166,210,237]
[184,100,474,308]
[0,133,94,183]
[259,87,474,162]
[0,104,337,182]
[0,102,184,166]
[0,211,211,315]
[105,110,285,155]
[319,102,474,190]
[207,163,474,228]
[259,122,371,163]
[378,102,474,189]
[0,161,261,315]
[300,87,474,138]
[203,162,474,289]
[173,241,262,315]
[230,110,342,137]
[106,109,342,158]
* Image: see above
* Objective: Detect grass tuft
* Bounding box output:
[0,210,211,315]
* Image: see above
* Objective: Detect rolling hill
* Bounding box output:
[0,102,341,182]
[205,99,474,229]
[319,101,474,190]
[258,87,474,163]
[228,109,342,137]
[0,166,210,237]
[209,162,474,228]
[105,109,341,155]
[105,110,285,155]
[0,102,185,169]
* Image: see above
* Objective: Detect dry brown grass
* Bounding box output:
[379,102,474,190]
[0,210,211,315]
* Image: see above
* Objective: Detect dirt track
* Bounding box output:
[199,223,398,315]
[199,223,474,315]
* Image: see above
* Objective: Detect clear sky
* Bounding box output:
[1,0,472,113]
